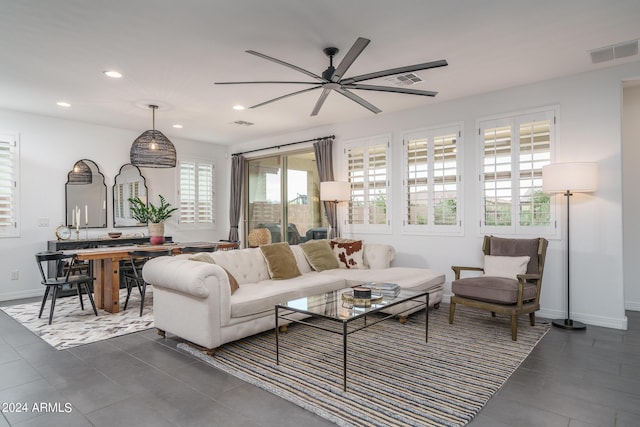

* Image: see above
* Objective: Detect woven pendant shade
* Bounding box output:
[130,105,177,168]
[67,160,93,184]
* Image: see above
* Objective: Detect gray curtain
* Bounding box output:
[313,137,338,239]
[228,155,244,242]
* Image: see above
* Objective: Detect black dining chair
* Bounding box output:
[180,244,218,254]
[123,249,172,316]
[35,251,98,325]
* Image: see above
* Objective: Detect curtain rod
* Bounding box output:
[231,135,335,157]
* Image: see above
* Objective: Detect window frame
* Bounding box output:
[343,134,392,234]
[477,106,558,237]
[176,158,215,229]
[0,132,19,238]
[401,123,463,236]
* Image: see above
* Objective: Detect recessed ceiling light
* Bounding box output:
[56,101,71,107]
[172,124,183,129]
[233,105,245,111]
[103,70,123,78]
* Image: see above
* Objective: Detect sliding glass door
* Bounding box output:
[246,150,327,246]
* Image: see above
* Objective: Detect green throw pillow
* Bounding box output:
[300,240,339,272]
[189,253,239,294]
[259,242,301,280]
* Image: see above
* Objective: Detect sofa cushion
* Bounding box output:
[188,253,239,294]
[289,245,313,274]
[260,242,301,280]
[330,239,365,269]
[300,240,339,272]
[483,255,530,279]
[452,276,537,304]
[230,273,345,317]
[321,267,445,291]
[363,244,395,269]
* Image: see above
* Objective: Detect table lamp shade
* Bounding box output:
[542,162,598,193]
[320,181,351,202]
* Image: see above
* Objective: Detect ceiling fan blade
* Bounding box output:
[341,59,448,84]
[346,83,438,97]
[249,86,322,109]
[246,50,327,82]
[215,81,320,85]
[331,37,370,82]
[334,88,381,114]
[311,88,332,116]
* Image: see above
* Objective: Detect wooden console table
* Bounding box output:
[66,241,238,313]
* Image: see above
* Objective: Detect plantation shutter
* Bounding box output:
[0,134,18,237]
[179,160,214,225]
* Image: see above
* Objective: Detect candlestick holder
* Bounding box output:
[75,228,81,240]
[85,222,89,239]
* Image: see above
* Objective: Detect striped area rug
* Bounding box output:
[178,304,550,427]
[1,287,154,350]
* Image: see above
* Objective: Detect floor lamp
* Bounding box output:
[542,162,598,330]
[320,181,350,238]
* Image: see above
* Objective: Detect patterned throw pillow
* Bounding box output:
[330,239,365,269]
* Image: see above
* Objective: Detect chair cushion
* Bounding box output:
[488,236,540,274]
[483,255,530,279]
[452,276,537,304]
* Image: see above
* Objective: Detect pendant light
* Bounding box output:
[67,160,93,184]
[130,104,177,168]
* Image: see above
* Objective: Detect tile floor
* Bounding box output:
[0,299,638,427]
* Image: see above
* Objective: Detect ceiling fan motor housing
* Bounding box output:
[322,47,339,80]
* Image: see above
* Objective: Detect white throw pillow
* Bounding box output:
[483,255,530,279]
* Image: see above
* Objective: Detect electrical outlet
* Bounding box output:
[38,217,49,227]
[10,270,18,280]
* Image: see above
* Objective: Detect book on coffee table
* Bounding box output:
[362,282,400,297]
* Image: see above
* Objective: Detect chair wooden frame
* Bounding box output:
[123,249,172,316]
[449,236,548,340]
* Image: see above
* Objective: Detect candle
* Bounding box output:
[85,205,88,224]
[76,207,80,231]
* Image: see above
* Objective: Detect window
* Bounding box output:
[479,108,556,235]
[344,135,391,233]
[0,133,19,238]
[178,160,214,225]
[402,124,462,234]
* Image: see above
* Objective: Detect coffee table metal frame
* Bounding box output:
[275,288,429,391]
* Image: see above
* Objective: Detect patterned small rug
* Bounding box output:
[179,305,549,427]
[1,287,154,350]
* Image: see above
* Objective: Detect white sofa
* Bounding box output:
[143,243,444,352]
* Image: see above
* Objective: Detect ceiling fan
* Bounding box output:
[215,37,448,116]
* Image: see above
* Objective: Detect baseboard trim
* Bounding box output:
[624,300,640,311]
[0,289,42,302]
[443,294,628,330]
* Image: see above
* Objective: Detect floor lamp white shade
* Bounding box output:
[542,162,598,193]
[542,162,598,331]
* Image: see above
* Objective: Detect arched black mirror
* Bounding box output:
[65,159,107,228]
[113,163,148,227]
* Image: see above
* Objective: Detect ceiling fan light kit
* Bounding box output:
[216,37,447,116]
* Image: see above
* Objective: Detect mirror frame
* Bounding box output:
[112,163,149,228]
[65,159,107,229]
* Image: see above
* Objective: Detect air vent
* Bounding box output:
[590,39,638,64]
[384,73,423,86]
[232,120,254,126]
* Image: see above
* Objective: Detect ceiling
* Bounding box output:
[1,0,639,146]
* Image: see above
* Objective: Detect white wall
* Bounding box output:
[0,110,229,301]
[623,83,640,310]
[232,60,640,330]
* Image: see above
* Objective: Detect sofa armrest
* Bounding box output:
[143,255,229,299]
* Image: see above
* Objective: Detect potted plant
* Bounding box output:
[128,194,178,244]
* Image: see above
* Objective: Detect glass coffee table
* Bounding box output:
[275,287,429,391]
